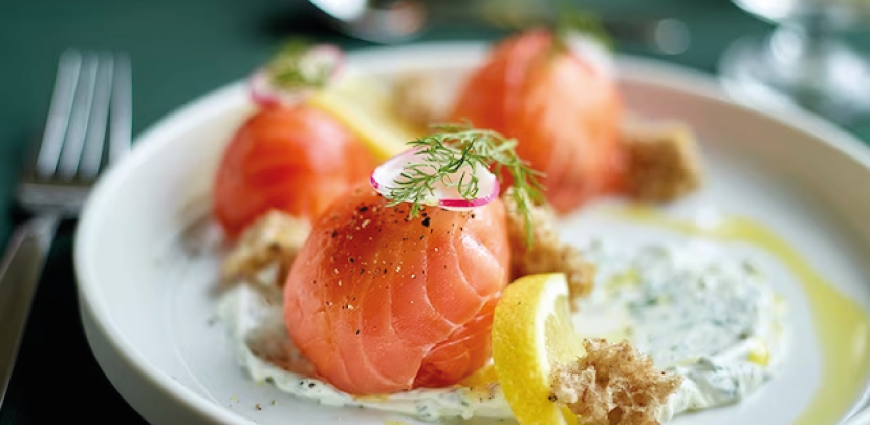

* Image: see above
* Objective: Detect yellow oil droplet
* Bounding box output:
[747,341,770,366]
[607,268,640,288]
[612,205,870,425]
[460,363,499,387]
[354,393,390,403]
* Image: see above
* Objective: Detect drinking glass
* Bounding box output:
[719,0,870,124]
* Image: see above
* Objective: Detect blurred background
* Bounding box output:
[0,0,868,423]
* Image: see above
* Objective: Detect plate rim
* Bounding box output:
[845,408,870,425]
[73,41,870,425]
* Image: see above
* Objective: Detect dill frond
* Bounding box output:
[264,39,332,90]
[553,5,612,51]
[385,123,545,245]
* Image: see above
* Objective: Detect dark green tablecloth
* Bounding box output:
[0,1,868,424]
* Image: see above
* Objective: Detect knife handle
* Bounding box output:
[0,214,60,409]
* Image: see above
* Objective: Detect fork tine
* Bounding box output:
[109,53,132,163]
[79,54,114,179]
[57,53,99,180]
[36,50,82,178]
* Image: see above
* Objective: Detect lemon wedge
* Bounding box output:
[493,273,583,425]
[308,72,421,161]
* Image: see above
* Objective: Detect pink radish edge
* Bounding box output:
[370,148,501,211]
[248,43,346,108]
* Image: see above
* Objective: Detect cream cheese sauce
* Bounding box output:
[217,240,786,422]
[578,241,785,421]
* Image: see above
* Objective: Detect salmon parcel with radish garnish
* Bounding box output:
[284,186,510,394]
[205,25,772,425]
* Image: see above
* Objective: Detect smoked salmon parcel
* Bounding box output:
[283,187,510,394]
[214,105,375,238]
[450,29,625,213]
[213,42,373,238]
[280,122,538,394]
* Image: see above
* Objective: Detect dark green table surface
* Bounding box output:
[0,1,868,424]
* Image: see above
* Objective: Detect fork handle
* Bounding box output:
[0,214,60,408]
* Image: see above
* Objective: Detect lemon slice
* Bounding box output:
[493,273,584,425]
[308,72,422,161]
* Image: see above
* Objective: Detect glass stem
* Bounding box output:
[768,7,833,109]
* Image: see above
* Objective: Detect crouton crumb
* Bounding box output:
[620,120,702,202]
[550,339,682,425]
[503,188,595,302]
[222,210,311,286]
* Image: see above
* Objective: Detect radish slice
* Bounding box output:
[248,44,346,108]
[565,33,614,78]
[370,148,501,211]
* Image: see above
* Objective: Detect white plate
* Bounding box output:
[846,409,870,425]
[74,42,870,425]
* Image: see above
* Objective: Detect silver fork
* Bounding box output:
[0,50,132,408]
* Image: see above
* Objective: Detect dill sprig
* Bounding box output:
[264,39,332,90]
[385,123,545,245]
[553,8,612,52]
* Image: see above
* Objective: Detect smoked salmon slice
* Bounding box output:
[450,29,625,214]
[213,105,375,237]
[283,186,510,394]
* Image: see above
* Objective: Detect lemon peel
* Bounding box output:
[493,273,583,425]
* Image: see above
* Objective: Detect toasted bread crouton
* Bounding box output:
[390,72,460,131]
[503,188,595,302]
[222,210,311,286]
[621,121,702,202]
[550,339,682,425]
